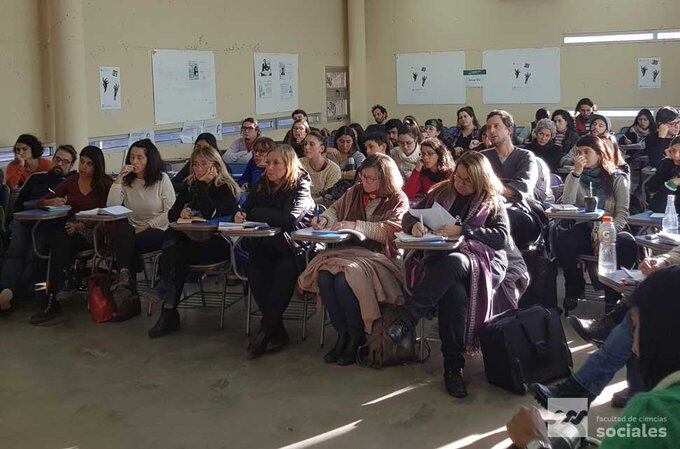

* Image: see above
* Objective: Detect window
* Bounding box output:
[563,29,680,45]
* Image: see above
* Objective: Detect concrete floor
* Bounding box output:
[0,279,624,449]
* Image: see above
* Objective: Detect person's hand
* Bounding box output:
[134,224,149,234]
[43,197,67,207]
[658,123,670,138]
[640,257,668,276]
[671,177,680,187]
[506,406,550,449]
[331,220,356,231]
[414,160,423,172]
[242,182,250,192]
[454,146,464,156]
[311,216,328,230]
[343,170,356,180]
[411,222,427,237]
[435,224,462,237]
[198,165,217,183]
[14,154,26,166]
[116,164,134,184]
[470,139,480,148]
[180,208,192,220]
[65,221,84,235]
[573,154,587,176]
[326,148,340,159]
[622,137,632,145]
[234,211,247,223]
[404,171,413,180]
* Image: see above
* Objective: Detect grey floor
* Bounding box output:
[1,276,625,449]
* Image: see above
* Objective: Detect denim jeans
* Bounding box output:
[573,311,644,396]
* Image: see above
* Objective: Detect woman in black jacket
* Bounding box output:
[146,146,240,338]
[235,144,314,358]
[551,109,580,156]
[645,106,679,168]
[647,136,680,213]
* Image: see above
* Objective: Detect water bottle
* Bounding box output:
[662,194,678,234]
[346,156,355,172]
[598,216,617,276]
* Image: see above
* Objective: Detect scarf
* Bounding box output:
[361,189,379,210]
[579,167,606,206]
[392,146,421,165]
[421,169,447,184]
[632,125,651,140]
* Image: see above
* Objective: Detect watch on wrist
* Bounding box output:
[526,440,552,449]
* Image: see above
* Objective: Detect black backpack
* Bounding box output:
[479,305,572,394]
[519,244,558,310]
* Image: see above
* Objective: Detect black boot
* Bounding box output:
[148,308,180,338]
[324,333,350,363]
[247,328,270,359]
[530,376,596,409]
[30,294,63,325]
[563,296,579,314]
[336,334,365,366]
[268,322,290,352]
[568,315,616,345]
[444,366,467,398]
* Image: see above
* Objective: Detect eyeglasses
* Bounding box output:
[454,173,472,185]
[424,125,438,132]
[359,172,379,182]
[191,162,213,168]
[241,126,256,131]
[53,156,74,165]
[398,140,416,148]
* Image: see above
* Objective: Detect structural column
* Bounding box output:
[347,0,367,126]
[50,0,89,148]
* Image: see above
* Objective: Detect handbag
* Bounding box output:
[87,274,117,323]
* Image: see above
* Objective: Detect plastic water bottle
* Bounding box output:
[662,195,678,235]
[598,216,617,276]
[346,156,356,172]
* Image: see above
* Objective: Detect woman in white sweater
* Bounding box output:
[108,139,176,297]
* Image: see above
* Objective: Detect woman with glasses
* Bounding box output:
[146,146,240,338]
[298,154,409,366]
[235,145,314,358]
[106,139,176,313]
[387,151,512,398]
[283,119,311,158]
[32,146,113,325]
[403,137,455,200]
[390,122,422,179]
[6,134,52,189]
[239,137,275,191]
[223,118,261,164]
[646,106,680,168]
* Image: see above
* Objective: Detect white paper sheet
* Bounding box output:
[407,202,459,231]
[99,66,121,110]
[128,128,155,147]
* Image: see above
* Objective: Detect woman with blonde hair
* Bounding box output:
[298,154,410,366]
[388,151,515,398]
[146,146,240,338]
[235,144,314,358]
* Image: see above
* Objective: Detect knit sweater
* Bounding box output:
[390,146,421,178]
[321,197,389,244]
[402,169,446,200]
[107,172,176,230]
[562,170,630,231]
[222,137,254,165]
[481,147,538,202]
[299,157,342,197]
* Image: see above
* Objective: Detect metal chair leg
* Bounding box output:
[219,271,228,330]
[245,287,252,336]
[319,304,326,348]
[198,277,206,307]
[301,293,309,341]
[418,319,425,361]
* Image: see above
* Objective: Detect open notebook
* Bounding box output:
[79,206,132,216]
[218,221,269,230]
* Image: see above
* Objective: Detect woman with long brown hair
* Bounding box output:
[236,144,314,358]
[403,137,455,200]
[387,151,514,398]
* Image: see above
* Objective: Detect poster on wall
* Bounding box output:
[482,47,560,104]
[254,53,299,114]
[396,51,466,104]
[638,57,661,89]
[99,66,121,110]
[152,49,217,125]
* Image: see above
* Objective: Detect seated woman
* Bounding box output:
[172,132,219,189]
[326,125,366,181]
[403,137,455,200]
[551,109,580,156]
[31,146,113,325]
[387,151,511,398]
[561,114,625,171]
[283,119,311,158]
[235,145,314,358]
[555,136,637,313]
[298,130,341,199]
[223,118,260,164]
[239,137,274,191]
[107,139,176,303]
[298,154,409,365]
[645,106,679,168]
[619,108,656,146]
[525,108,550,143]
[646,136,680,213]
[146,146,240,338]
[526,118,561,173]
[448,106,481,158]
[469,125,491,152]
[7,134,51,189]
[390,122,422,179]
[364,132,391,156]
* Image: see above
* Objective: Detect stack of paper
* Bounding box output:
[656,231,680,245]
[218,221,268,230]
[41,205,71,212]
[550,204,578,211]
[407,202,458,230]
[395,231,445,242]
[79,206,132,216]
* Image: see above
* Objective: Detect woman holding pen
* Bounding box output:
[386,151,513,398]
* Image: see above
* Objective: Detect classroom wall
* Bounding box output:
[364,0,680,130]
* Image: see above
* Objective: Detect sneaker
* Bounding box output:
[444,366,467,398]
[530,377,596,409]
[324,333,349,363]
[30,296,63,325]
[147,308,180,338]
[568,315,616,345]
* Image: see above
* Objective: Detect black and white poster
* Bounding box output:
[638,57,661,89]
[253,53,299,114]
[99,66,121,110]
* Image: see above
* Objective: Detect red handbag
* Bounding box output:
[87,274,117,323]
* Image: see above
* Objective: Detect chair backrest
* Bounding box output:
[619,126,630,134]
[549,173,564,188]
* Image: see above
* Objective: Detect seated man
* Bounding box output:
[508,264,680,449]
[530,246,680,411]
[481,110,542,250]
[0,145,76,314]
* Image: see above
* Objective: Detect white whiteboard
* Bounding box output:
[482,47,560,104]
[254,53,299,114]
[396,51,466,105]
[152,49,217,125]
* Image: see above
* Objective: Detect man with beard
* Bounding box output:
[0,145,77,314]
